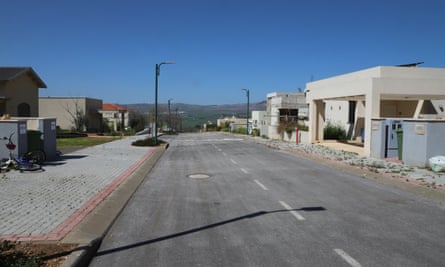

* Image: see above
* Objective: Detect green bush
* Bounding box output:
[236,127,247,134]
[251,128,260,137]
[324,122,348,140]
[132,137,166,147]
[296,123,308,131]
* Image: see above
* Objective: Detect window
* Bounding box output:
[17,103,30,117]
[279,109,298,123]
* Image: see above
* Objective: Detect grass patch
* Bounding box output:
[56,136,121,147]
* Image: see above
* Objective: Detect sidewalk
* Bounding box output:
[0,134,163,243]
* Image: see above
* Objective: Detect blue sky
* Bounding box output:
[2,0,444,105]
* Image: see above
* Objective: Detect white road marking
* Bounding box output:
[241,168,248,174]
[254,180,269,190]
[222,152,227,157]
[334,249,362,267]
[230,159,237,164]
[279,201,305,221]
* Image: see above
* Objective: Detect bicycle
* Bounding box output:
[0,133,44,172]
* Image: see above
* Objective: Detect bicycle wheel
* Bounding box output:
[17,162,41,172]
[24,150,46,164]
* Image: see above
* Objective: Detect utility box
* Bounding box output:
[0,120,28,160]
[402,120,445,167]
[370,118,403,159]
[25,118,57,160]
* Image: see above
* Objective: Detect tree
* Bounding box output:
[129,111,148,132]
[65,101,88,132]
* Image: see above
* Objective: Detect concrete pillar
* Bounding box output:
[364,91,380,156]
[308,100,325,143]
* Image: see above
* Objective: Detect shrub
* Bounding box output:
[251,128,260,137]
[296,122,308,131]
[278,121,301,135]
[236,127,247,134]
[324,122,348,140]
[132,137,166,147]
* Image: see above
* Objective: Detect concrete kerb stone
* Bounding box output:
[61,145,167,267]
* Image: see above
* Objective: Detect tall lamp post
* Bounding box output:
[242,88,250,135]
[154,61,175,145]
[168,98,173,132]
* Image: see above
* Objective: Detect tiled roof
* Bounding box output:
[102,103,128,111]
[0,67,47,88]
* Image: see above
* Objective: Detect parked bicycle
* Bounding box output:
[0,133,45,172]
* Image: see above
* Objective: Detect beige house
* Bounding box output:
[0,67,47,117]
[305,65,445,156]
[99,103,130,131]
[39,97,103,132]
[217,116,247,126]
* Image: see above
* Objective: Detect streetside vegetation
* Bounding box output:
[131,137,166,147]
[323,121,348,140]
[277,121,308,135]
[0,240,42,267]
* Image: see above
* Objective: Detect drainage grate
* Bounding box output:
[188,173,210,179]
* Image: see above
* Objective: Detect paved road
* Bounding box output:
[90,132,445,267]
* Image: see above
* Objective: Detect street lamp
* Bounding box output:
[154,61,175,145]
[168,98,173,132]
[242,88,250,135]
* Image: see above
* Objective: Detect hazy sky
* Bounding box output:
[2,0,444,105]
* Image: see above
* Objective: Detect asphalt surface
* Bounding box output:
[89,133,445,267]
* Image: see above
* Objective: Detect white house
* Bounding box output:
[305,65,445,157]
[251,110,267,135]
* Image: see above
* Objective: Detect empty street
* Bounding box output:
[90,132,445,267]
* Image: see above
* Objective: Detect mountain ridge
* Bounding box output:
[123,101,267,130]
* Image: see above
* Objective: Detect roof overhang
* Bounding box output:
[306,66,445,103]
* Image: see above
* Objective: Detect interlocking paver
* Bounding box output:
[0,135,155,241]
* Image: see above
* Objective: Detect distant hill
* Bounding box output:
[123,101,266,130]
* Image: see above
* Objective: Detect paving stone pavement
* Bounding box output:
[0,135,155,242]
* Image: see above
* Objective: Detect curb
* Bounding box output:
[61,238,102,267]
[61,145,166,267]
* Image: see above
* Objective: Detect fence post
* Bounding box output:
[295,127,299,144]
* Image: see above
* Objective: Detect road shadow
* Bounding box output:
[94,206,326,257]
[43,154,88,166]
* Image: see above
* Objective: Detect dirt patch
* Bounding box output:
[0,241,79,267]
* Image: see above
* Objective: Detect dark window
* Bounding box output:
[348,101,356,124]
[279,109,298,123]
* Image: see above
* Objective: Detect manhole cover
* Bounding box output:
[188,173,210,179]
